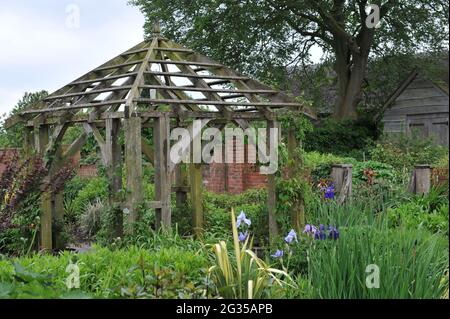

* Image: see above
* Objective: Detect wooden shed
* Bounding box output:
[381,69,449,146]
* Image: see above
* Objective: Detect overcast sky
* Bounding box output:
[0,0,146,116]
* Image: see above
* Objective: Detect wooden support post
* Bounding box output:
[51,144,65,250]
[267,121,279,241]
[124,117,143,233]
[106,118,124,237]
[175,164,188,210]
[409,165,432,195]
[37,125,52,251]
[154,115,171,231]
[331,164,353,204]
[190,163,203,237]
[23,127,34,158]
[223,141,229,192]
[287,128,305,232]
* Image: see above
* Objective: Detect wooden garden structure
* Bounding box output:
[5,28,316,251]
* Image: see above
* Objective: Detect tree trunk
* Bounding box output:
[333,51,368,120]
[333,25,373,120]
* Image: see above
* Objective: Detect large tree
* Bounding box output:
[130,0,448,119]
[0,91,48,148]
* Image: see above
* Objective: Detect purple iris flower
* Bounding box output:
[303,224,312,233]
[324,185,335,199]
[314,225,327,240]
[304,224,319,237]
[284,229,298,244]
[315,232,327,240]
[236,211,251,228]
[271,250,284,259]
[238,231,248,242]
[328,226,340,240]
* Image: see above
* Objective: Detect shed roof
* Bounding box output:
[378,68,449,118]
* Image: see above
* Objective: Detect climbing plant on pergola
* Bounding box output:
[5,28,316,251]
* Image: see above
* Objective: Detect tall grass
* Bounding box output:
[306,196,389,229]
[307,226,449,299]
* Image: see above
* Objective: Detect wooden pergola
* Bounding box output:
[5,29,316,251]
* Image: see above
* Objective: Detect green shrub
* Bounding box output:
[370,133,448,170]
[70,177,108,217]
[387,188,449,236]
[304,152,357,183]
[203,189,267,242]
[352,160,395,184]
[0,243,209,299]
[0,193,41,257]
[304,118,378,158]
[307,226,449,298]
[79,199,105,238]
[435,153,449,168]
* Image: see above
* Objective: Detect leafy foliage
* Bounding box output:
[0,156,47,256]
[129,0,448,118]
[0,243,209,299]
[304,118,378,158]
[69,177,109,218]
[387,187,449,235]
[0,91,48,148]
[307,226,448,299]
[208,209,293,299]
[203,189,267,242]
[79,199,105,238]
[370,133,448,170]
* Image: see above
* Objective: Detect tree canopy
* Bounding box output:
[130,0,449,119]
[0,91,48,148]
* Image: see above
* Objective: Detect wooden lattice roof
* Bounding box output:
[6,33,316,128]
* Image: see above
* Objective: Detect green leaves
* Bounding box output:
[0,244,209,299]
[0,91,48,148]
[308,227,449,299]
[13,263,51,284]
[0,283,14,298]
[208,209,293,299]
[129,0,448,118]
[370,133,448,171]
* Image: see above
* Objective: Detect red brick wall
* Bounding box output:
[77,164,98,178]
[203,163,267,194]
[202,138,267,194]
[2,143,265,192]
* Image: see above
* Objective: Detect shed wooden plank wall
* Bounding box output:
[382,76,449,146]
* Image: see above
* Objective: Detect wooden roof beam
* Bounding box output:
[124,37,159,117]
[44,86,133,101]
[147,59,223,68]
[70,72,138,86]
[21,100,126,115]
[145,71,249,81]
[157,41,236,119]
[174,40,317,120]
[155,47,194,54]
[134,98,304,108]
[140,85,277,95]
[93,60,145,72]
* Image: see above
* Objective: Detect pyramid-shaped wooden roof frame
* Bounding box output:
[4,31,316,250]
[6,33,316,128]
